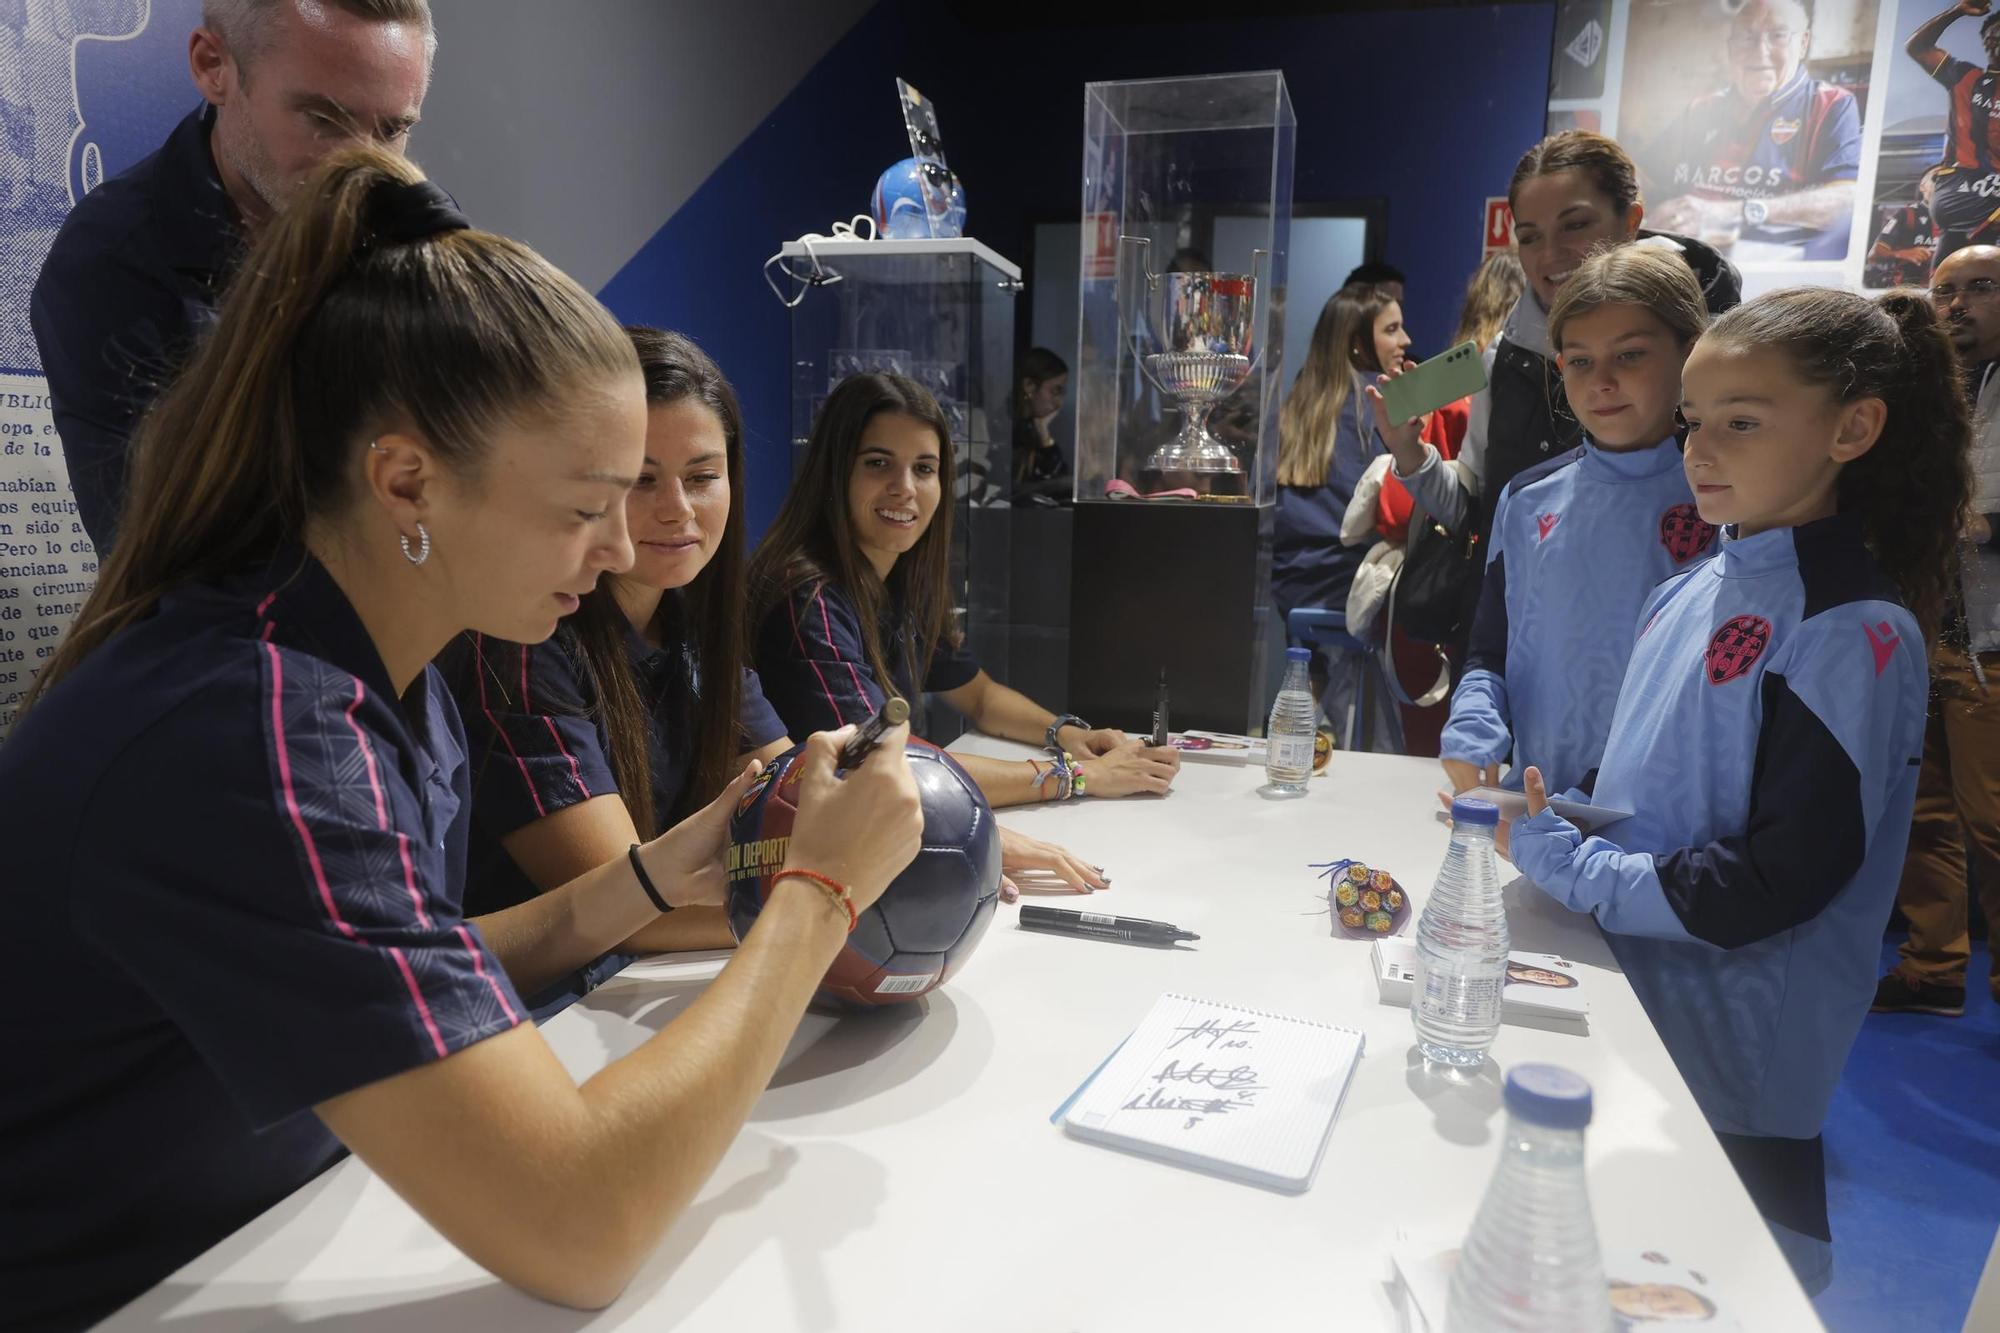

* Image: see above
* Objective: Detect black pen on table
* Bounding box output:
[1151,668,1170,748]
[1019,905,1198,945]
[839,696,909,771]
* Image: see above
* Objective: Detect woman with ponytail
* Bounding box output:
[448,337,1111,991]
[0,148,922,1325]
[1507,286,1973,1294]
[439,328,787,1009]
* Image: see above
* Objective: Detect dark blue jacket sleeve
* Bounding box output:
[753,583,889,735]
[923,632,981,693]
[29,234,184,553]
[74,670,524,1128]
[737,668,790,750]
[441,631,616,836]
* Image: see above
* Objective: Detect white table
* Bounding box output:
[103,739,1822,1330]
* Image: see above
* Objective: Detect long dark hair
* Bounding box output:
[1277,283,1396,487]
[1701,286,1973,638]
[27,144,634,710]
[746,373,956,699]
[565,328,748,833]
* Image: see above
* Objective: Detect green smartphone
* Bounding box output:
[1379,340,1488,425]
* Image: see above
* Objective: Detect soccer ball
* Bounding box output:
[870,157,967,240]
[725,737,1000,1007]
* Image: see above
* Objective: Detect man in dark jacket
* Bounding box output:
[30,0,433,552]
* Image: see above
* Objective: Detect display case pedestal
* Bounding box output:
[1066,501,1271,736]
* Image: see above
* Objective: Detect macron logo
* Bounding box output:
[1864,621,1901,677]
[1536,513,1561,543]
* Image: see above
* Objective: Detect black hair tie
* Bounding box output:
[361,178,470,248]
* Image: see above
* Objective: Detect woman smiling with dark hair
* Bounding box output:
[749,372,1180,820]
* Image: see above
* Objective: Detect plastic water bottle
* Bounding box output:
[1412,796,1508,1067]
[1264,646,1318,793]
[1446,1065,1613,1332]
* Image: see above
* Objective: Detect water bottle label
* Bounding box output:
[1418,968,1503,1020]
[1271,734,1315,771]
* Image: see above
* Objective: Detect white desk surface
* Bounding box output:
[102,738,1821,1331]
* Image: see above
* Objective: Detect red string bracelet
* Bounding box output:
[771,868,857,932]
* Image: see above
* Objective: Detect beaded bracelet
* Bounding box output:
[628,843,673,914]
[1030,750,1086,801]
[772,867,857,932]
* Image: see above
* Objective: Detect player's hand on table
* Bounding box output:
[780,725,923,916]
[1078,739,1179,797]
[638,758,768,909]
[997,825,1108,904]
[1058,724,1129,758]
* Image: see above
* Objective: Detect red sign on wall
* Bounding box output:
[1483,198,1514,257]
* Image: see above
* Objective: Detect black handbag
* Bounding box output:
[1393,499,1483,646]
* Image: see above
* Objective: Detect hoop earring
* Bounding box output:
[400,522,431,567]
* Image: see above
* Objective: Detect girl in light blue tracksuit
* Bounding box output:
[1512,286,1970,1294]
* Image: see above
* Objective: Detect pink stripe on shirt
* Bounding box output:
[525,644,592,799]
[263,642,358,941]
[814,586,873,706]
[455,925,521,1026]
[387,946,448,1058]
[474,633,547,818]
[787,586,846,727]
[343,678,389,830]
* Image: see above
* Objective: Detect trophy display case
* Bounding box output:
[1067,72,1296,735]
[1072,71,1295,506]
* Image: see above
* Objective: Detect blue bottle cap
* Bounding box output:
[1504,1064,1594,1130]
[1286,646,1311,663]
[1450,796,1499,826]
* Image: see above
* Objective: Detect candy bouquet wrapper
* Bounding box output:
[1313,859,1410,939]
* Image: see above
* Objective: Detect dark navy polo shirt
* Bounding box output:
[0,549,524,1330]
[31,104,241,552]
[440,612,786,1012]
[751,579,981,739]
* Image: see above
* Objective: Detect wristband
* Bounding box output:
[772,867,857,932]
[628,843,673,914]
[1044,713,1090,752]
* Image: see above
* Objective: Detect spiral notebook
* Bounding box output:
[1057,992,1365,1193]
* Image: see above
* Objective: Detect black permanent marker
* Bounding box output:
[1019,905,1198,945]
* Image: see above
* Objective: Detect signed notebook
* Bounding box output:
[1058,993,1364,1193]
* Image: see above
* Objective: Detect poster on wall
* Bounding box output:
[1859,1,2000,289]
[0,1,200,739]
[1547,0,1899,296]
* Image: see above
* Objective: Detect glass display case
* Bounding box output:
[1074,72,1295,507]
[783,236,1021,728]
[1067,73,1296,735]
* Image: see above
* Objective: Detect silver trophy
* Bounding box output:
[1122,235,1262,475]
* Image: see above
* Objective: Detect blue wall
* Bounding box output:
[598,2,1557,539]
